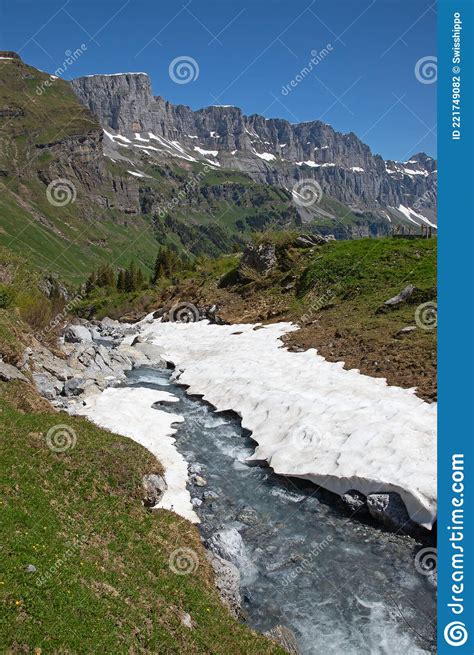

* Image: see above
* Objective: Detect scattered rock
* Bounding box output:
[205,551,241,618]
[396,325,417,336]
[191,497,203,508]
[193,475,207,487]
[32,372,62,399]
[26,564,37,573]
[341,490,369,516]
[377,284,415,313]
[0,361,28,383]
[294,233,329,248]
[179,611,196,629]
[287,345,305,353]
[265,625,300,654]
[142,473,167,507]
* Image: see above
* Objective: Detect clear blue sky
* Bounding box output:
[1,0,437,161]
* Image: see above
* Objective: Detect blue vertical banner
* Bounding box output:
[438,0,474,653]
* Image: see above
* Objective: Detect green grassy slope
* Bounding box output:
[0,382,282,654]
[0,56,303,285]
[0,56,160,284]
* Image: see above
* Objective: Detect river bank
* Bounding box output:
[16,314,437,653]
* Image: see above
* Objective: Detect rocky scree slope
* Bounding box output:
[72,71,437,235]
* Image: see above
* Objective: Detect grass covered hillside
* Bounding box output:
[0,54,302,286]
[0,381,283,654]
[0,238,283,653]
[0,54,160,284]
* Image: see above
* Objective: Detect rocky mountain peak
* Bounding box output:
[71,70,437,231]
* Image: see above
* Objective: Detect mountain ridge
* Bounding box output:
[71,71,437,231]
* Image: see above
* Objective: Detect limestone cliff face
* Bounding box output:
[72,73,437,224]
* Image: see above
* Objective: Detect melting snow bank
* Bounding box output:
[76,386,199,523]
[138,320,437,529]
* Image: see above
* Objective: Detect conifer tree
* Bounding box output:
[116,269,125,291]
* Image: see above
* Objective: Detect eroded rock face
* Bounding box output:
[71,73,437,227]
[205,551,241,618]
[239,242,277,277]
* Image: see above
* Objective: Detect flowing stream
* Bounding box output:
[125,366,436,655]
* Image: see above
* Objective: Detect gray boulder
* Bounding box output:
[0,361,28,383]
[193,474,207,487]
[64,325,93,343]
[142,473,167,507]
[366,492,411,531]
[239,242,277,277]
[377,285,415,313]
[206,528,258,585]
[202,490,219,502]
[32,372,62,399]
[63,377,91,397]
